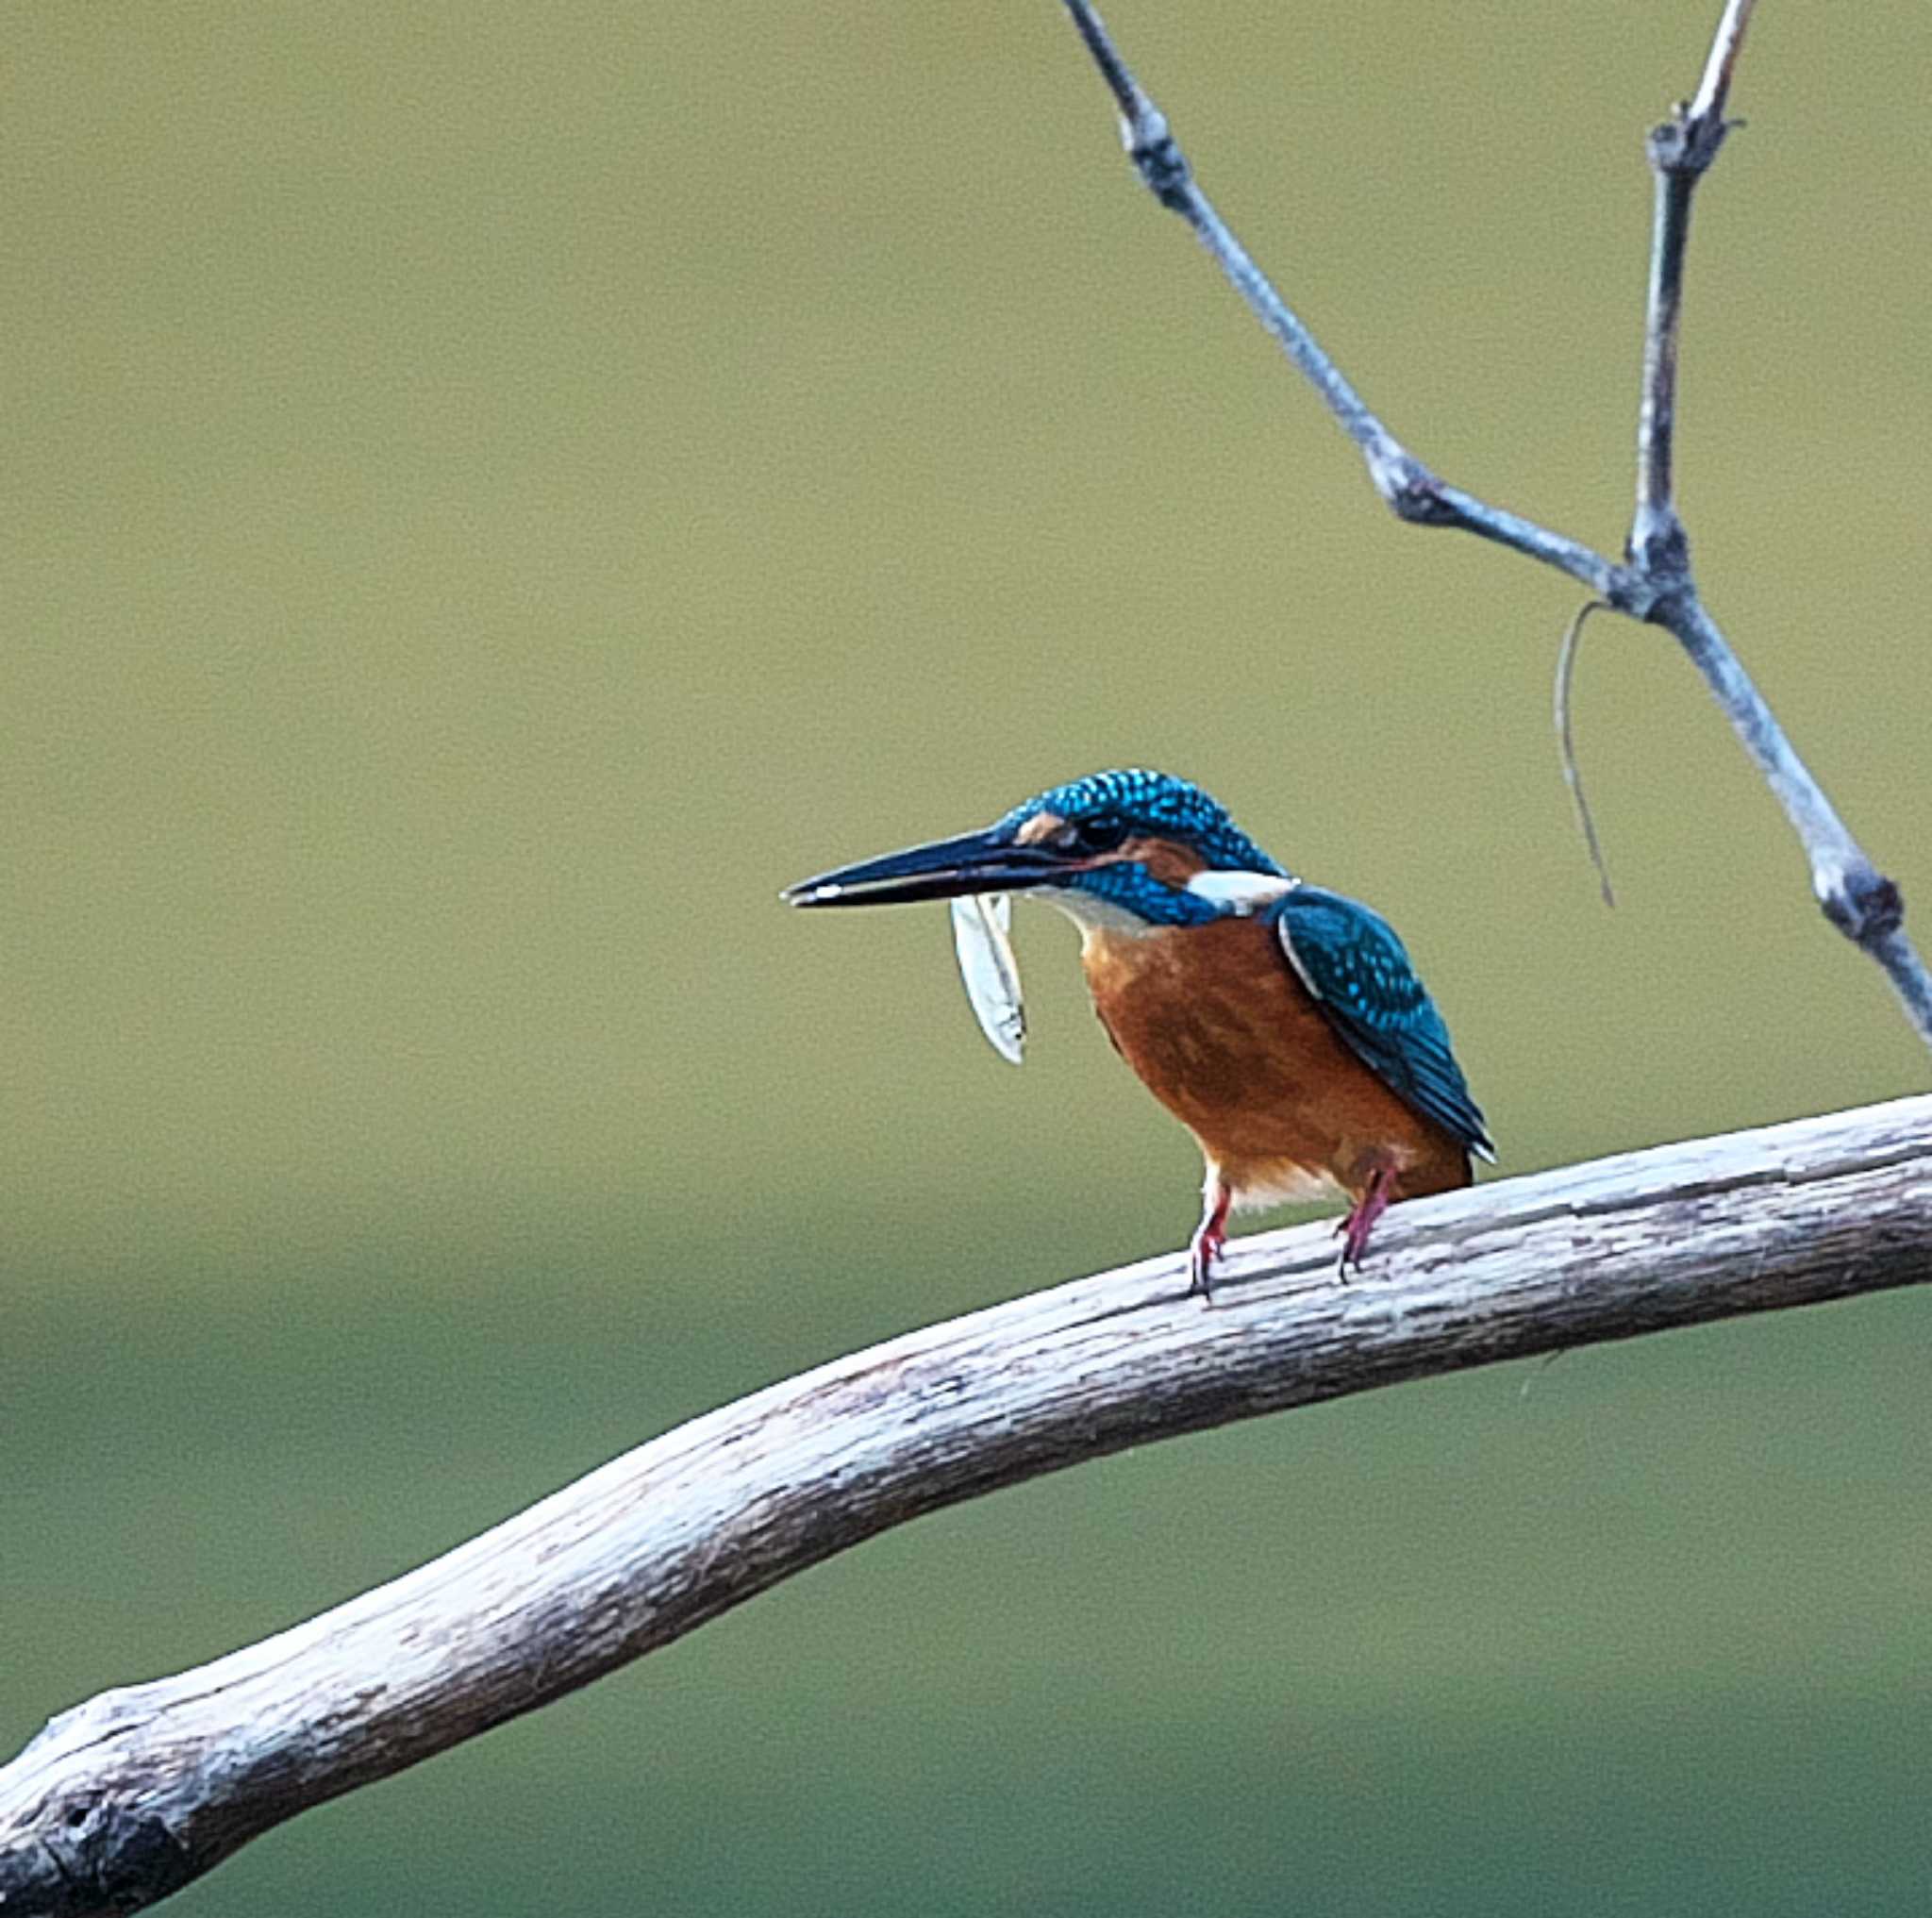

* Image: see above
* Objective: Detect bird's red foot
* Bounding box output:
[1336,1164,1397,1278]
[1188,1180,1232,1302]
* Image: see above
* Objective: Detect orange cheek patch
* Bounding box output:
[1120,836,1208,887]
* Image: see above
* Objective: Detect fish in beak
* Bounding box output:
[785,822,1093,1065]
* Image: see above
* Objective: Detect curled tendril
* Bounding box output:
[1556,599,1616,909]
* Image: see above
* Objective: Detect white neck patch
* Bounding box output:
[1185,870,1297,915]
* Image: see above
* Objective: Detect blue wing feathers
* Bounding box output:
[1273,887,1494,1159]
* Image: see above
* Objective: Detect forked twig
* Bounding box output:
[1057,0,1932,1049]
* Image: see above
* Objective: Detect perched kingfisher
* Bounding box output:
[784,770,1492,1296]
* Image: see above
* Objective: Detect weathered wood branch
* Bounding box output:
[1058,0,1932,1045]
[5,1096,1930,1916]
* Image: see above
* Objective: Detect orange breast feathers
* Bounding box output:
[1079,917,1471,1212]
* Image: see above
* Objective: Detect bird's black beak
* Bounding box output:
[784,825,1077,908]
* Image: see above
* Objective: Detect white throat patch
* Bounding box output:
[1184,870,1297,915]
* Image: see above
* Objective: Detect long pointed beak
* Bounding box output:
[784,826,1076,908]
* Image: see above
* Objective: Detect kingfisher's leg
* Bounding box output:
[1188,1177,1232,1302]
[1337,1161,1398,1276]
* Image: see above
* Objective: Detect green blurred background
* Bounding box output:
[7,0,1931,1910]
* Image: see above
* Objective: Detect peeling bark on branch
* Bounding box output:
[4,1097,1931,1916]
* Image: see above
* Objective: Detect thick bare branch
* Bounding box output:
[6,1096,1932,1916]
[1056,0,1932,1048]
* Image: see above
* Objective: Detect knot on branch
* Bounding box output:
[10,1794,199,1917]
[1119,108,1192,212]
[1648,107,1734,179]
[1821,866,1906,945]
[1373,458,1460,528]
[1625,507,1692,589]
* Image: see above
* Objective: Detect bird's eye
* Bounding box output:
[1063,816,1129,856]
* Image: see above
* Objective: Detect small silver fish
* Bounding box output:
[949,892,1025,1065]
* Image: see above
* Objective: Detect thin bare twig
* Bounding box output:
[1631,0,1756,568]
[1062,0,1627,601]
[1612,0,1919,1015]
[4,1095,1931,1915]
[1556,600,1617,908]
[1056,0,1932,1050]
[1689,0,1760,125]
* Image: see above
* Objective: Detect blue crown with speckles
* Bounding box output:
[1004,769,1286,876]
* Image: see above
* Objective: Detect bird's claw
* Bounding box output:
[1186,1227,1224,1304]
[1334,1164,1396,1280]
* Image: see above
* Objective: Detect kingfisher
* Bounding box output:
[784,769,1492,1296]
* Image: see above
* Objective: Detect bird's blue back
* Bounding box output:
[1271,885,1493,1159]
